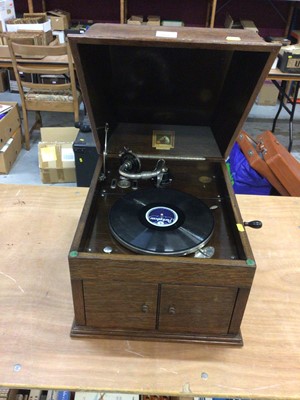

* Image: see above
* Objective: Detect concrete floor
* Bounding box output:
[0,91,85,186]
[0,90,300,187]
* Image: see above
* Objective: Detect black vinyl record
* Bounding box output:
[109,188,214,256]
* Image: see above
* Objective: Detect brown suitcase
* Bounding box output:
[256,130,300,197]
[237,131,290,196]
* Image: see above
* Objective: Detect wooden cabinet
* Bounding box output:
[83,280,237,336]
[70,238,253,345]
[68,24,279,345]
[159,284,237,335]
[84,281,158,330]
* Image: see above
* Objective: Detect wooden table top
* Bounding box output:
[0,184,299,399]
[268,67,300,81]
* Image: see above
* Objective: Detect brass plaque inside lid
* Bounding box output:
[152,130,175,150]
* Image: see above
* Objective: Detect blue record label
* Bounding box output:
[145,206,178,227]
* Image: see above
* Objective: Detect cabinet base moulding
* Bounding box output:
[70,321,243,345]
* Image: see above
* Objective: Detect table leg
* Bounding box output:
[288,81,300,152]
[271,80,287,133]
[271,79,299,152]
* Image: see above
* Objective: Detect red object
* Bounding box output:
[256,130,300,197]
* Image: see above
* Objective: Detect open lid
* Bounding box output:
[69,24,279,159]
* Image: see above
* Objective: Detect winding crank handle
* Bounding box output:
[244,220,263,229]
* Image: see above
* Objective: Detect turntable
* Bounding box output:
[68,24,279,344]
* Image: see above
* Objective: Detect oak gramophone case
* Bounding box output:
[68,24,279,345]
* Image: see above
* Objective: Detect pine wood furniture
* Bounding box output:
[0,184,300,399]
[7,39,81,150]
[0,52,69,68]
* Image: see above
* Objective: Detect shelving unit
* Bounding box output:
[24,0,294,34]
[118,0,294,29]
[120,0,217,26]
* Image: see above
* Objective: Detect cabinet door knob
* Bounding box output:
[168,306,176,315]
[141,304,149,313]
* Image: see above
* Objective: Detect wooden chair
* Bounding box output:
[7,39,82,150]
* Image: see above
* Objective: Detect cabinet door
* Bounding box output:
[83,281,158,330]
[159,284,237,335]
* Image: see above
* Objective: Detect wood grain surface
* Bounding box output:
[0,184,300,399]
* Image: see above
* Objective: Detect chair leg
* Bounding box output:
[30,111,42,134]
[22,109,31,151]
[34,111,42,129]
[74,107,80,124]
[36,111,42,126]
[23,111,42,150]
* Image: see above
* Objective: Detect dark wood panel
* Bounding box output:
[83,281,158,330]
[159,284,237,334]
[228,287,251,334]
[70,256,255,288]
[70,323,242,345]
[71,279,86,326]
[76,159,249,262]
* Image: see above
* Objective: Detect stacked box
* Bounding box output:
[47,9,71,30]
[0,0,16,32]
[256,80,279,106]
[0,102,22,173]
[38,127,79,183]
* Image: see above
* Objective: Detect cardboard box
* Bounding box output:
[12,29,53,45]
[5,31,44,45]
[0,69,8,91]
[256,80,279,106]
[47,9,71,30]
[0,127,22,173]
[20,13,55,44]
[6,18,51,33]
[0,102,21,150]
[0,45,10,57]
[38,127,79,183]
[74,393,139,400]
[146,15,160,26]
[22,12,47,19]
[161,20,184,27]
[127,15,143,25]
[241,19,258,33]
[0,0,16,32]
